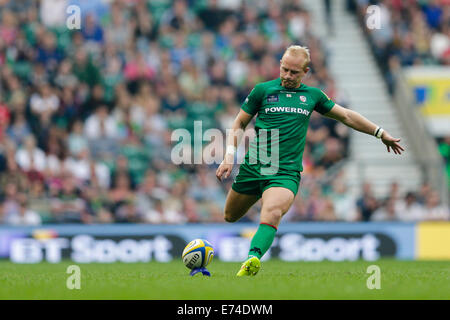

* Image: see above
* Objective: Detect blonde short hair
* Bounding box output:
[283,45,311,70]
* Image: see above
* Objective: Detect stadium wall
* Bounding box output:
[1,222,449,263]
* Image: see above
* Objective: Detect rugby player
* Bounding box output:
[215,45,404,276]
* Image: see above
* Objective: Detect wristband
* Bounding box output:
[374,126,384,139]
[226,145,237,155]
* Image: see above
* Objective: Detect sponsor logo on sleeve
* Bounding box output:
[267,94,279,103]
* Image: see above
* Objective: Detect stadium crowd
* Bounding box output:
[352,0,450,92]
[352,0,450,191]
[0,0,448,226]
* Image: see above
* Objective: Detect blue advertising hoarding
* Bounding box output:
[0,222,416,263]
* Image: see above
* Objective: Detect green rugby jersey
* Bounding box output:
[240,78,335,174]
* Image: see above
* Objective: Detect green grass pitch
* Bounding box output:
[0,259,449,300]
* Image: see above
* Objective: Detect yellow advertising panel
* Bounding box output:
[404,67,450,136]
[407,77,450,116]
[416,222,450,260]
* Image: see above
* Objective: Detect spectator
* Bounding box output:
[371,197,397,222]
[142,199,169,224]
[330,180,358,221]
[1,182,21,223]
[108,172,136,222]
[35,31,64,72]
[50,173,89,223]
[64,148,110,189]
[39,0,67,28]
[188,166,226,207]
[395,192,425,222]
[29,82,60,127]
[0,9,18,46]
[0,141,29,192]
[0,101,11,137]
[81,182,113,224]
[5,194,41,226]
[15,135,47,172]
[84,105,118,140]
[72,48,102,87]
[67,120,89,157]
[54,60,79,90]
[104,2,132,53]
[356,182,379,222]
[162,180,188,223]
[423,0,444,30]
[182,197,201,223]
[423,190,449,221]
[80,84,108,120]
[82,13,104,45]
[115,199,140,223]
[7,111,31,146]
[28,178,52,223]
[303,184,336,221]
[197,0,233,31]
[123,51,155,82]
[416,181,433,205]
[110,155,135,190]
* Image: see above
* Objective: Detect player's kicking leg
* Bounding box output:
[237,187,295,276]
[223,188,260,223]
[222,188,261,276]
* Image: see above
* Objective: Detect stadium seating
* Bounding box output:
[0,0,448,225]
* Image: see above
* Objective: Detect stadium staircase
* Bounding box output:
[303,0,424,198]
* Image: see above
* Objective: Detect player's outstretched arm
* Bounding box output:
[216,109,254,181]
[324,104,405,155]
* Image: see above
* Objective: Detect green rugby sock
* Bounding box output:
[248,223,277,259]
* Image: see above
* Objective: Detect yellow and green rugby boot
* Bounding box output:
[236,256,261,276]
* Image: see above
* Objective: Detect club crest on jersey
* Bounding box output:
[267,94,279,103]
[299,95,307,102]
